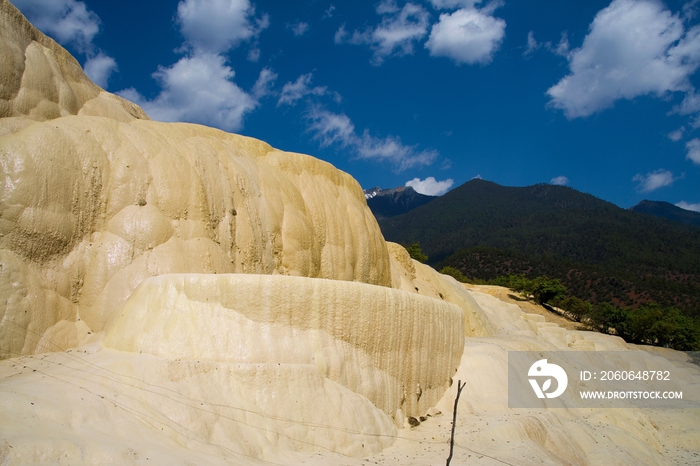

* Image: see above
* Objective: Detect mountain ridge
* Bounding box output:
[363,185,435,219]
[377,179,700,316]
[630,199,700,227]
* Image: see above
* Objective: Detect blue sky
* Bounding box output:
[11,0,700,210]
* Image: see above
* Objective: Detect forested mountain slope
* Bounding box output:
[379,180,700,315]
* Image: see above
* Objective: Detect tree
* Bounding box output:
[531,276,567,305]
[405,242,428,263]
[588,302,631,337]
[558,296,591,322]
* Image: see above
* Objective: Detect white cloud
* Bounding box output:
[323,5,336,19]
[176,0,269,54]
[115,0,274,131]
[118,54,258,132]
[676,200,700,212]
[83,53,117,88]
[524,31,539,56]
[668,127,685,141]
[550,175,569,186]
[11,0,100,52]
[376,0,400,15]
[547,0,700,119]
[307,108,356,147]
[405,177,454,195]
[687,138,700,164]
[684,0,700,20]
[251,67,277,99]
[425,6,506,65]
[632,169,678,192]
[355,132,438,170]
[673,91,700,122]
[288,21,309,36]
[306,107,438,171]
[334,25,348,43]
[278,73,328,106]
[428,0,481,8]
[337,2,430,65]
[551,32,570,57]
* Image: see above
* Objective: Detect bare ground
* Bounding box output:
[462,284,586,331]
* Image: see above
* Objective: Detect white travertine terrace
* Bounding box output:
[1,0,699,464]
[103,274,465,419]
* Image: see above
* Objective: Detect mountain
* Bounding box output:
[630,200,700,227]
[378,179,700,316]
[363,186,436,219]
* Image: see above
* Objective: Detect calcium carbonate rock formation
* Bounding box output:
[103,274,464,419]
[1,0,408,361]
[3,2,699,465]
[0,0,466,447]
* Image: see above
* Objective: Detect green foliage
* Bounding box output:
[489,272,700,351]
[626,304,700,351]
[405,242,428,263]
[556,296,592,322]
[489,274,566,305]
[531,276,568,305]
[440,266,469,283]
[588,302,631,336]
[490,274,530,294]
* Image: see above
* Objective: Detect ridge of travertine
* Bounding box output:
[0,0,147,122]
[1,2,699,464]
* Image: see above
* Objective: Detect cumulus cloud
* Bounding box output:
[335,1,430,65]
[405,177,454,195]
[550,176,569,186]
[425,3,506,65]
[278,73,329,106]
[632,169,678,192]
[306,107,438,171]
[117,0,274,131]
[83,53,117,88]
[119,54,259,131]
[676,200,700,212]
[687,138,700,164]
[547,0,700,119]
[176,0,269,54]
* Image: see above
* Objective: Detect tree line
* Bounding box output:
[439,267,700,352]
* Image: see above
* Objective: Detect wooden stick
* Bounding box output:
[446,379,466,466]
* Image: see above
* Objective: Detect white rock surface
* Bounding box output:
[0,1,698,464]
[103,273,465,419]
